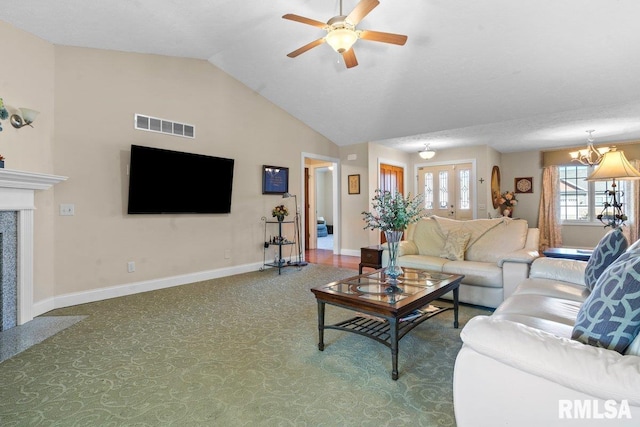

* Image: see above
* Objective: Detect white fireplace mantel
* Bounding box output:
[0,168,67,325]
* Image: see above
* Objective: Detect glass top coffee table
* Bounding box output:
[310,267,463,380]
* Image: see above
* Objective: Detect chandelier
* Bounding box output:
[569,130,610,166]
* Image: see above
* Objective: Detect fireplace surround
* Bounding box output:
[0,169,66,329]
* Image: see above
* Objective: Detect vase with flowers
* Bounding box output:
[362,189,425,293]
[496,190,518,217]
[272,204,289,222]
[0,154,4,168]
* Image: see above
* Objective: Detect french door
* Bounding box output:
[418,163,473,220]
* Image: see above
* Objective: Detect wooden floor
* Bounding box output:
[304,249,360,270]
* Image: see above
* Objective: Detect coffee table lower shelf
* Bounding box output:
[324,305,451,349]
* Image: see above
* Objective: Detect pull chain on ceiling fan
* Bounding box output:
[282,0,408,69]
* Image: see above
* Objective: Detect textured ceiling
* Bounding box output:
[2,0,640,154]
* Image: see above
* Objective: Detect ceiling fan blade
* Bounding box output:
[282,14,327,29]
[342,48,358,68]
[359,30,408,45]
[346,0,380,26]
[287,38,326,58]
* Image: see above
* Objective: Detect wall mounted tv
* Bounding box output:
[127,145,235,214]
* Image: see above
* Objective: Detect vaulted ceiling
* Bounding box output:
[2,0,640,154]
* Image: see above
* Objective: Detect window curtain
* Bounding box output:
[538,166,562,252]
[623,159,640,244]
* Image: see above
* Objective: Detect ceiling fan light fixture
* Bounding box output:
[325,27,358,53]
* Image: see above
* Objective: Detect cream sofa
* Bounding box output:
[381,216,539,308]
[454,256,640,426]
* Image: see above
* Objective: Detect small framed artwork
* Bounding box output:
[515,177,533,194]
[348,174,360,195]
[262,165,289,194]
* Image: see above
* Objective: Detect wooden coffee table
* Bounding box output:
[311,267,463,380]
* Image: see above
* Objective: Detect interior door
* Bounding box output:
[418,163,473,220]
[379,163,405,243]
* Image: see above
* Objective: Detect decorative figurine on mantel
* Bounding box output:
[0,154,4,168]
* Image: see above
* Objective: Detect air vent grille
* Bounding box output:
[134,114,195,139]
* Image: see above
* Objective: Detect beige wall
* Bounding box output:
[339,143,370,254]
[48,46,337,297]
[1,21,57,303]
[500,150,544,227]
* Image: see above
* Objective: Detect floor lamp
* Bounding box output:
[283,192,308,267]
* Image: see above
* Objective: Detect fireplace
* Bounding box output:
[0,169,67,329]
[0,211,17,331]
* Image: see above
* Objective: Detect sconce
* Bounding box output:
[10,108,39,129]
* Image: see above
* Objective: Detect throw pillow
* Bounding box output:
[584,228,628,291]
[572,253,640,353]
[441,229,471,261]
[610,236,640,266]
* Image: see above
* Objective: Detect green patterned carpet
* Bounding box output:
[0,264,491,426]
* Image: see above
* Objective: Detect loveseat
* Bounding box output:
[381,216,539,308]
[454,229,640,426]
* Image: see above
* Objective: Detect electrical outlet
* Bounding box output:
[127,261,135,273]
[60,204,75,216]
[224,249,231,259]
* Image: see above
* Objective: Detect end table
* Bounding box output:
[359,245,384,274]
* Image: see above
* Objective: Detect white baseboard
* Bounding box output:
[32,262,263,317]
[340,248,361,257]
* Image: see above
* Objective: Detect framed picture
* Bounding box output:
[348,174,360,195]
[262,165,289,194]
[515,177,533,193]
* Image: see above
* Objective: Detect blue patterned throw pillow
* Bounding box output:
[584,228,628,291]
[572,253,640,353]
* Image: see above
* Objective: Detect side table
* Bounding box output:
[543,247,593,262]
[359,245,384,274]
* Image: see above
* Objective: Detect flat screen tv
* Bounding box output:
[127,145,234,214]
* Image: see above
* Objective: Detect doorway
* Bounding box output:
[379,162,405,243]
[303,155,340,256]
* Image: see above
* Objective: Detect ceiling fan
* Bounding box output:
[283,0,408,69]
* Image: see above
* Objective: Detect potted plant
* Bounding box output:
[272,204,289,222]
[496,190,517,217]
[362,189,425,291]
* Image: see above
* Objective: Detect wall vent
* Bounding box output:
[134,114,195,139]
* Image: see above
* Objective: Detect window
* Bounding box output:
[459,169,470,210]
[439,171,448,208]
[558,165,621,223]
[424,172,434,209]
